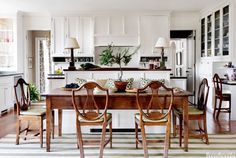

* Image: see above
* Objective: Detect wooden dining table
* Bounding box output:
[42,88,192,152]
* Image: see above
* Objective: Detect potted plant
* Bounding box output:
[29,83,40,102]
[99,43,140,92]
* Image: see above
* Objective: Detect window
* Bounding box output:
[0,18,16,71]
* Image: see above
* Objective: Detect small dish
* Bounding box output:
[61,87,78,91]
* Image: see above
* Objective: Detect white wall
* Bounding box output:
[23,15,51,30]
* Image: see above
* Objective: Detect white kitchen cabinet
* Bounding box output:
[47,78,66,91]
[170,78,187,90]
[200,3,232,61]
[140,15,169,56]
[51,17,67,56]
[51,16,93,57]
[94,15,139,46]
[0,76,14,113]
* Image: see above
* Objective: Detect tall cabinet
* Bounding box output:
[200,4,231,59]
[199,3,232,111]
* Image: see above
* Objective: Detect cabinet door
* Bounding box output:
[4,86,13,110]
[94,16,109,35]
[222,5,229,56]
[0,85,5,112]
[206,14,212,57]
[67,17,81,54]
[80,17,93,55]
[0,78,13,112]
[51,17,66,55]
[124,16,139,36]
[201,18,206,57]
[110,16,123,35]
[140,15,169,55]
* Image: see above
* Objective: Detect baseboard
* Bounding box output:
[90,128,140,133]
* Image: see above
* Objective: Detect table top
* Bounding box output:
[41,88,193,97]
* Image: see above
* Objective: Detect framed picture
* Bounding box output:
[28,57,32,69]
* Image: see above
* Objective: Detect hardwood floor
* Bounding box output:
[0,108,235,139]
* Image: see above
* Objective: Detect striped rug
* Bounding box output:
[0,133,235,158]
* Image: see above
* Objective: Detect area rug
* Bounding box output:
[0,133,235,158]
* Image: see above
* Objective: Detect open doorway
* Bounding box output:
[170,30,196,100]
[26,31,51,93]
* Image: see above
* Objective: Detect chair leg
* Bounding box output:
[135,121,138,149]
[76,121,84,158]
[164,122,171,158]
[216,99,222,119]
[198,120,203,135]
[40,117,43,148]
[16,119,20,145]
[203,117,209,145]
[24,121,30,140]
[140,124,148,158]
[51,110,55,139]
[213,97,217,118]
[179,117,183,147]
[109,121,112,148]
[99,123,107,158]
[172,112,177,138]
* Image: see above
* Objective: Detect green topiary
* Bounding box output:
[29,83,40,101]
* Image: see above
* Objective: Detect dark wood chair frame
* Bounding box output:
[14,78,54,148]
[173,78,210,147]
[135,81,174,158]
[213,73,231,119]
[72,81,112,158]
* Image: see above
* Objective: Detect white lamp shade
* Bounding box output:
[65,37,80,49]
[155,37,169,48]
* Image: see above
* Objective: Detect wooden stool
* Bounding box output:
[213,73,231,119]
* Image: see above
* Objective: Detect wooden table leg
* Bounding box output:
[46,97,51,152]
[58,109,62,136]
[183,97,189,152]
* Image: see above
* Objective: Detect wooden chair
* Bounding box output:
[213,73,231,119]
[72,81,112,158]
[173,78,209,147]
[14,78,54,148]
[134,81,174,158]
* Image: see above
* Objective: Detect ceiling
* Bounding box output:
[0,0,221,13]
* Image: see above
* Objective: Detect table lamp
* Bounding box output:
[155,37,169,69]
[65,38,80,70]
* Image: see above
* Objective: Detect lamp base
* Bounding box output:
[68,66,76,70]
[160,61,166,69]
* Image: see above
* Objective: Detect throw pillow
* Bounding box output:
[105,78,115,89]
[76,78,87,86]
[139,78,165,88]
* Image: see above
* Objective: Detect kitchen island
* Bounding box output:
[47,68,190,133]
[64,68,172,87]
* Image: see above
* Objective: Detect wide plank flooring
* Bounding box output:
[0,108,236,138]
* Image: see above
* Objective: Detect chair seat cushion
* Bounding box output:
[135,113,168,123]
[20,108,46,116]
[79,113,112,123]
[174,106,204,115]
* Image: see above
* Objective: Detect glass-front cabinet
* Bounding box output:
[201,18,205,57]
[222,5,229,56]
[207,15,212,57]
[201,4,230,59]
[0,18,15,71]
[214,10,220,56]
